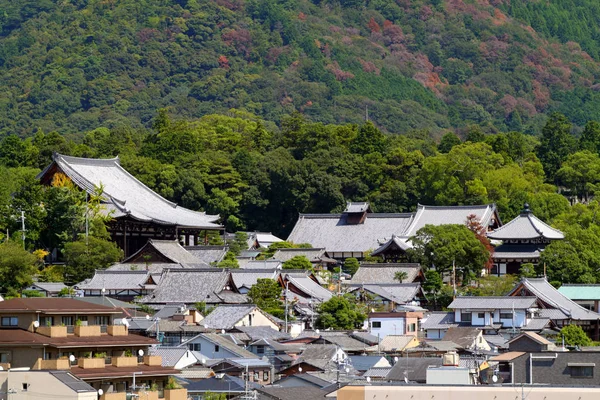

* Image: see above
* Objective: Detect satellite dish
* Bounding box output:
[298,367,302,372]
[98,389,104,396]
[345,367,350,373]
[146,314,150,320]
[138,349,144,357]
[315,329,320,334]
[366,377,371,383]
[69,355,75,362]
[394,356,399,363]
[101,288,106,293]
[122,318,130,328]
[492,375,498,383]
[33,321,40,328]
[404,377,408,384]
[221,329,225,334]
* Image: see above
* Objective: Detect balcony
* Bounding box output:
[107,325,128,336]
[34,358,71,370]
[75,325,102,337]
[78,357,106,369]
[36,326,68,338]
[112,356,138,367]
[143,356,162,366]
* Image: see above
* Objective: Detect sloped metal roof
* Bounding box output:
[421,312,458,330]
[558,284,600,301]
[198,304,258,329]
[39,153,221,228]
[231,270,279,290]
[184,245,229,264]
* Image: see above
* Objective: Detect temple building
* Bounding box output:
[38,153,223,256]
[488,204,564,275]
[287,202,500,260]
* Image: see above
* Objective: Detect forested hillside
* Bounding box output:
[2,0,600,136]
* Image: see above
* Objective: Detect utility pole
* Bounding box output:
[85,192,89,246]
[284,281,289,333]
[19,211,26,249]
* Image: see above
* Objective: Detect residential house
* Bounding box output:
[249,387,330,400]
[367,311,423,338]
[271,373,332,388]
[233,326,291,343]
[181,333,256,361]
[509,278,600,339]
[287,202,500,259]
[349,355,391,374]
[421,312,459,339]
[207,358,273,385]
[0,370,97,400]
[139,269,246,306]
[489,204,564,275]
[448,296,539,330]
[76,270,157,301]
[0,298,179,397]
[148,346,198,369]
[385,357,443,383]
[441,327,491,351]
[23,282,67,297]
[247,339,302,372]
[279,344,349,377]
[199,304,280,331]
[506,331,557,353]
[294,331,371,355]
[558,284,600,312]
[184,374,260,399]
[365,335,420,354]
[272,248,337,270]
[38,153,222,257]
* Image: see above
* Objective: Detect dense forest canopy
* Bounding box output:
[2,0,600,136]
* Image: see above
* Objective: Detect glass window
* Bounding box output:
[61,316,74,326]
[263,371,269,381]
[188,343,201,352]
[253,372,259,381]
[461,313,472,322]
[371,321,382,328]
[571,366,593,378]
[214,345,220,352]
[1,317,18,326]
[0,353,9,363]
[256,345,265,354]
[500,313,513,320]
[478,313,485,319]
[95,316,109,325]
[40,316,54,326]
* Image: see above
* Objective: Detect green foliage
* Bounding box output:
[194,302,215,316]
[0,240,37,295]
[138,304,155,315]
[410,224,490,284]
[204,392,227,400]
[58,287,75,297]
[38,265,64,283]
[63,236,123,285]
[538,113,577,182]
[560,324,592,347]
[519,263,537,279]
[394,271,408,283]
[247,278,285,319]
[343,258,360,276]
[282,255,312,270]
[22,289,44,298]
[464,275,517,297]
[316,295,366,330]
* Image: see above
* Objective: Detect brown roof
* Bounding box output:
[0,298,121,314]
[507,331,551,346]
[70,364,178,379]
[490,351,526,361]
[0,329,158,348]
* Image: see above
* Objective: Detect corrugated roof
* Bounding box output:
[27,282,67,293]
[522,318,551,331]
[139,269,231,304]
[488,207,563,240]
[177,368,214,379]
[348,264,422,284]
[185,374,259,392]
[287,213,414,253]
[40,154,221,228]
[76,270,152,290]
[510,278,600,321]
[49,371,97,393]
[74,296,141,310]
[363,367,392,378]
[184,245,229,264]
[558,284,600,301]
[321,334,371,352]
[198,304,257,329]
[448,296,538,310]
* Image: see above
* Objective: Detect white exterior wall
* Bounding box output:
[369,317,406,338]
[174,350,199,369]
[234,309,279,330]
[0,371,97,400]
[426,367,474,385]
[426,329,445,340]
[494,309,527,327]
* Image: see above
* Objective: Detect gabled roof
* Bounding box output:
[184,245,229,264]
[272,248,337,264]
[371,235,411,256]
[256,386,329,400]
[441,327,484,349]
[507,331,552,346]
[349,355,391,371]
[365,335,418,352]
[231,270,279,290]
[319,334,371,352]
[208,357,272,369]
[295,344,342,369]
[558,284,600,301]
[27,282,67,293]
[348,283,424,304]
[74,296,142,310]
[284,274,333,303]
[235,326,291,341]
[488,205,563,240]
[386,357,443,382]
[402,204,499,238]
[247,232,284,249]
[123,239,210,266]
[274,373,332,388]
[421,312,458,330]
[148,346,191,367]
[287,213,414,253]
[350,331,381,346]
[183,333,256,358]
[238,259,283,270]
[344,202,371,213]
[38,153,221,229]
[448,296,538,310]
[509,278,600,321]
[348,264,422,284]
[490,351,526,362]
[185,374,260,393]
[76,270,155,290]
[139,269,233,304]
[198,304,259,329]
[522,318,551,331]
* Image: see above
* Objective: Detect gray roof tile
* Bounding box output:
[231,270,279,290]
[236,326,291,341]
[183,333,256,358]
[149,346,190,367]
[421,312,458,330]
[76,270,153,290]
[348,264,422,284]
[285,275,333,303]
[184,245,229,264]
[272,248,336,264]
[139,269,231,304]
[386,357,443,382]
[488,209,564,240]
[347,284,423,304]
[448,296,538,310]
[402,204,498,238]
[198,304,258,329]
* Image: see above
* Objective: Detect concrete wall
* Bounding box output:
[234,309,279,330]
[336,385,600,400]
[0,370,97,400]
[186,336,244,360]
[369,317,406,337]
[512,352,600,385]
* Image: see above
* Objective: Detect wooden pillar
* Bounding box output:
[596,319,600,342]
[123,224,128,257]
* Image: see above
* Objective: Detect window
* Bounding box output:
[1,317,18,326]
[263,371,269,381]
[214,345,220,352]
[571,366,594,378]
[0,353,9,363]
[188,343,201,351]
[253,371,259,381]
[500,313,513,320]
[460,313,472,322]
[371,321,381,328]
[61,316,73,326]
[256,345,265,355]
[409,323,416,332]
[22,383,29,392]
[477,313,485,319]
[39,316,53,326]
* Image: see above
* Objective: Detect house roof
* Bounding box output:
[487,205,563,240]
[27,282,67,293]
[76,270,154,290]
[491,351,526,362]
[231,270,279,290]
[507,331,552,346]
[73,296,141,310]
[247,232,284,249]
[235,326,291,341]
[209,357,272,369]
[139,269,232,304]
[522,318,551,331]
[386,357,443,382]
[440,327,484,349]
[348,264,422,285]
[287,213,414,253]
[0,328,157,348]
[366,335,417,352]
[255,387,329,400]
[284,275,333,303]
[250,338,303,353]
[272,248,336,264]
[48,371,97,393]
[176,368,214,380]
[184,245,229,264]
[320,334,371,352]
[183,333,256,358]
[70,364,178,380]
[198,304,259,329]
[448,296,538,310]
[558,284,600,301]
[297,344,340,361]
[350,331,381,346]
[363,367,393,378]
[491,244,541,260]
[371,235,411,256]
[124,239,210,266]
[274,373,332,388]
[347,284,423,304]
[421,312,458,330]
[38,153,221,229]
[509,278,600,321]
[185,374,260,393]
[149,346,190,367]
[402,204,499,238]
[238,259,283,270]
[0,298,121,314]
[349,355,391,371]
[106,262,184,275]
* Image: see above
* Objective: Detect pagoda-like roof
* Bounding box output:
[487,204,563,241]
[38,153,222,229]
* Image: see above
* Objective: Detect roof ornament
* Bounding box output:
[521,203,532,215]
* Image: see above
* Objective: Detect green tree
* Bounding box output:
[465,275,517,296]
[343,258,360,276]
[579,121,600,153]
[316,295,366,330]
[519,263,537,279]
[394,271,408,283]
[247,278,285,319]
[438,132,461,153]
[350,122,386,155]
[556,151,600,202]
[282,255,312,270]
[0,240,37,295]
[561,324,592,347]
[537,112,576,182]
[409,224,490,284]
[63,236,123,285]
